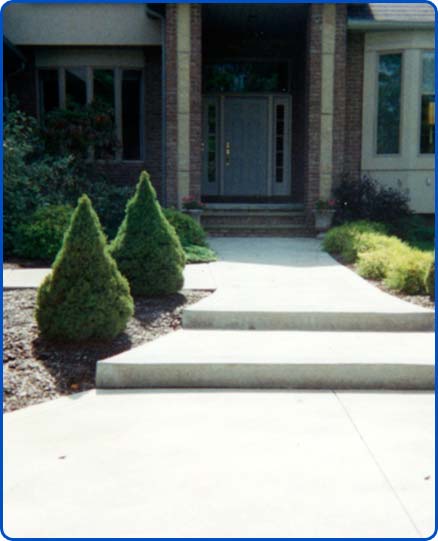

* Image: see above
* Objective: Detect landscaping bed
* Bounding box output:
[3,288,211,413]
[324,221,435,309]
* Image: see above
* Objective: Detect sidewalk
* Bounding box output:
[4,389,434,538]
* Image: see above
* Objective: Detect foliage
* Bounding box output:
[36,195,134,342]
[391,215,435,252]
[163,208,207,247]
[184,244,217,263]
[3,100,127,256]
[334,175,411,226]
[110,172,186,296]
[425,260,435,301]
[384,249,433,295]
[323,221,388,263]
[324,220,434,296]
[43,100,120,160]
[182,195,206,210]
[315,198,336,211]
[14,205,73,262]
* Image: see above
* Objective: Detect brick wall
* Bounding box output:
[332,5,347,189]
[189,4,202,199]
[344,31,364,182]
[303,4,323,221]
[165,4,178,207]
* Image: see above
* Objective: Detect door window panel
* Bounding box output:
[420,51,435,154]
[66,67,87,107]
[39,69,59,114]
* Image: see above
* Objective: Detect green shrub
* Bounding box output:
[356,236,409,280]
[14,205,73,261]
[357,249,391,280]
[384,249,433,295]
[323,221,388,263]
[36,195,133,342]
[425,260,435,301]
[110,171,185,296]
[184,244,217,263]
[162,208,207,247]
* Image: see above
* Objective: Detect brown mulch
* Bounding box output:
[331,254,435,310]
[3,289,211,413]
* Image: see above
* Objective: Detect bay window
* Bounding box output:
[420,51,435,154]
[38,67,143,161]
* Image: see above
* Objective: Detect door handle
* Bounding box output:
[225,142,231,166]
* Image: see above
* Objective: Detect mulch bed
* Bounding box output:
[3,289,211,413]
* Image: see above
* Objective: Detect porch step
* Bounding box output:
[202,207,312,237]
[96,330,434,390]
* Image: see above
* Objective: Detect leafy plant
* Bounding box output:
[163,208,207,246]
[184,244,217,263]
[425,260,435,301]
[384,249,433,295]
[36,195,133,342]
[110,172,186,296]
[14,205,73,262]
[334,175,411,226]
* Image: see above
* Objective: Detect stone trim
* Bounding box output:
[189,4,202,200]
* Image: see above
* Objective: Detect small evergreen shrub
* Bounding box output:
[163,208,207,246]
[14,205,73,261]
[110,171,186,296]
[384,249,433,295]
[36,195,134,342]
[425,260,435,301]
[323,221,388,263]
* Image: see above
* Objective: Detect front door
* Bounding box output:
[202,95,291,199]
[223,97,268,196]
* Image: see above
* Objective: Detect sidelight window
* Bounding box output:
[376,53,402,154]
[420,51,435,154]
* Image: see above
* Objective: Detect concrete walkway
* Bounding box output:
[4,389,434,538]
[95,238,434,389]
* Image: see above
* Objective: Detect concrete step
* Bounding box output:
[96,330,434,390]
[202,214,306,226]
[182,289,435,332]
[206,228,313,237]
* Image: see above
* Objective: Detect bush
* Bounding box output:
[384,249,433,295]
[163,208,207,247]
[357,249,391,280]
[356,237,408,280]
[184,244,217,263]
[334,175,411,226]
[323,221,388,263]
[110,171,186,296]
[425,260,435,301]
[3,100,127,256]
[36,195,134,342]
[14,205,73,261]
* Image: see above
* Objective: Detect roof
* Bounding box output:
[348,3,435,24]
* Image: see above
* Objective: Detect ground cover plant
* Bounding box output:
[163,208,217,263]
[110,172,186,296]
[36,195,134,341]
[323,220,434,298]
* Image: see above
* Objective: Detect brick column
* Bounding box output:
[304,4,347,223]
[344,31,364,182]
[303,4,323,222]
[165,3,202,208]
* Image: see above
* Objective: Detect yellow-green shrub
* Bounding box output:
[357,249,390,280]
[384,249,433,295]
[356,235,409,279]
[425,260,435,300]
[323,221,388,263]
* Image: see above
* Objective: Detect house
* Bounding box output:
[3,3,435,233]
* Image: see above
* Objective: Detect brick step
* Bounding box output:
[202,213,306,227]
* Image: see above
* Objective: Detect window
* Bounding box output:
[376,53,402,154]
[275,104,285,183]
[39,69,59,114]
[203,62,289,93]
[206,104,217,183]
[420,51,435,154]
[38,67,143,160]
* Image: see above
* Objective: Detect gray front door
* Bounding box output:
[223,97,269,196]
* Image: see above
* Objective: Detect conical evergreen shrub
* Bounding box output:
[36,195,134,341]
[109,171,185,296]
